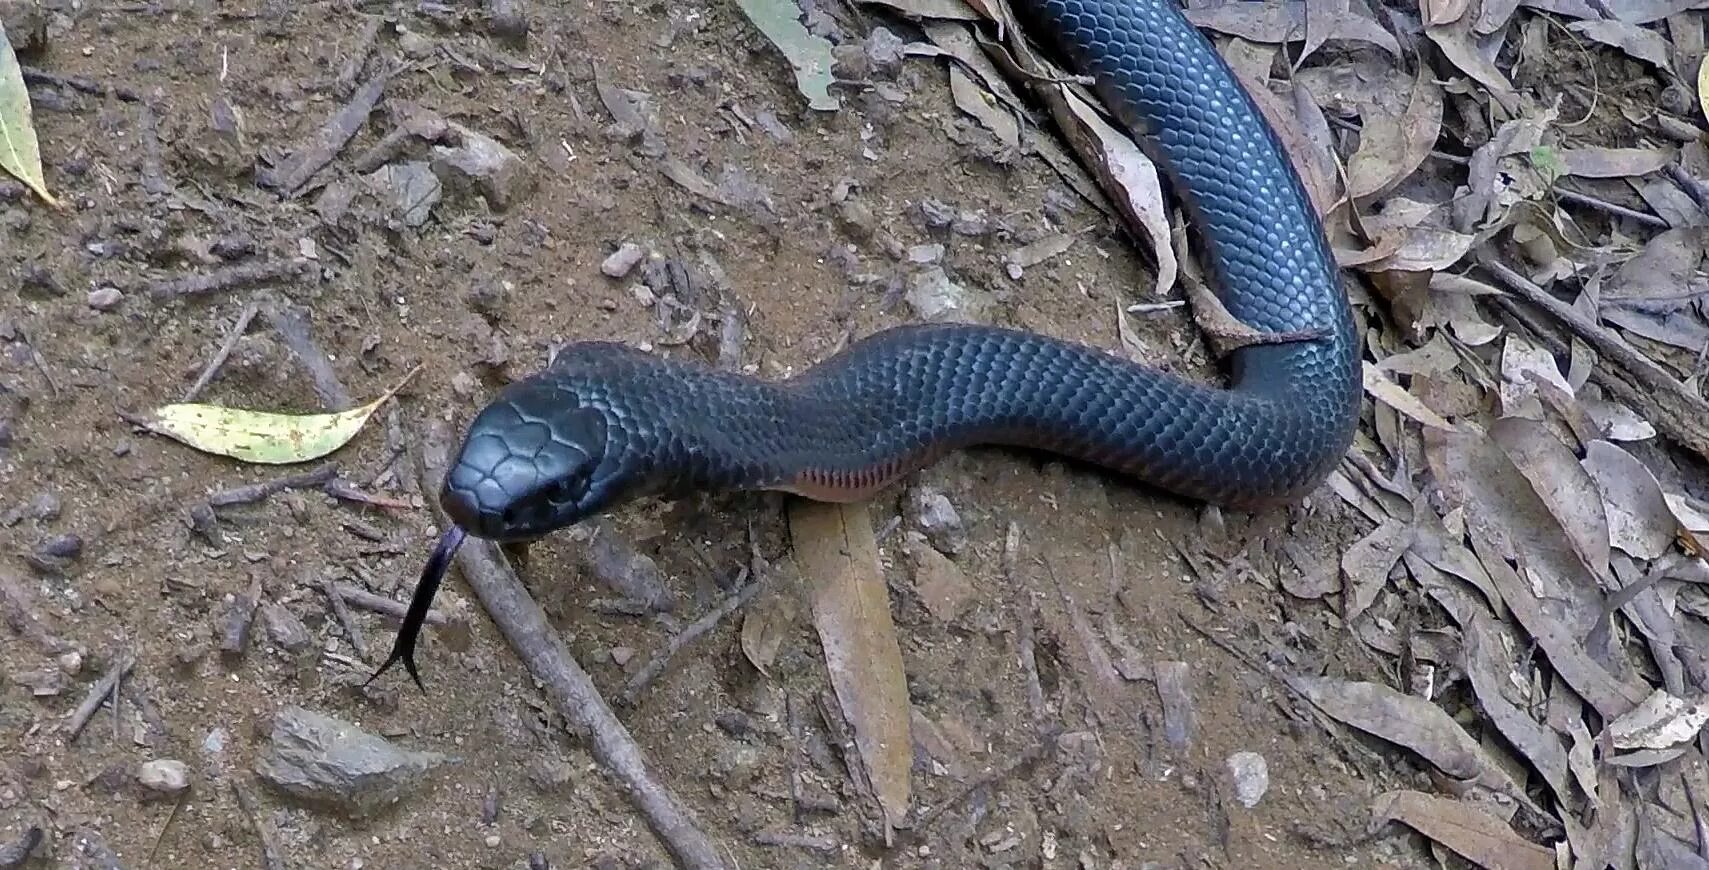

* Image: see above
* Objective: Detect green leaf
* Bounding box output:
[0,22,58,206]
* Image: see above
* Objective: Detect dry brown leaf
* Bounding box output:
[1363,364,1460,430]
[1346,67,1445,200]
[1341,518,1416,618]
[1051,89,1179,298]
[1581,440,1678,559]
[1473,0,1524,31]
[1300,0,1348,65]
[1582,392,1657,441]
[856,0,982,19]
[1426,15,1521,113]
[789,500,912,835]
[1498,334,1574,418]
[1568,19,1677,70]
[1426,430,1650,718]
[1489,417,1612,576]
[1370,790,1556,870]
[1557,145,1674,179]
[1376,333,1463,377]
[1462,612,1578,808]
[740,590,798,676]
[1287,674,1485,780]
[1422,0,1474,26]
[1605,226,1709,299]
[1186,1,1402,56]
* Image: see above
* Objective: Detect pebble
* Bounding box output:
[864,27,906,77]
[259,602,313,653]
[137,759,190,796]
[86,287,123,311]
[906,243,944,264]
[601,242,646,278]
[432,122,533,211]
[609,646,634,667]
[905,266,988,324]
[910,487,968,555]
[1226,751,1269,808]
[253,706,448,818]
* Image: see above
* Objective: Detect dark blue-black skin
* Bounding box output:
[372,0,1361,688]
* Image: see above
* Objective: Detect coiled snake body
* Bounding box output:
[374,0,1362,686]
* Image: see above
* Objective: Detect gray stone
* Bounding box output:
[254,706,448,818]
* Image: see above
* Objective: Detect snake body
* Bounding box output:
[437,0,1360,543]
[373,0,1362,685]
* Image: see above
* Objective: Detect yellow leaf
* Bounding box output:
[139,365,420,464]
[1699,53,1709,126]
[0,22,58,207]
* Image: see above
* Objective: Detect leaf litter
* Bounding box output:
[775,0,1709,863]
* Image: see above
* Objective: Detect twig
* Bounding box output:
[410,420,730,870]
[619,571,759,706]
[259,67,393,196]
[1553,187,1668,228]
[207,464,339,508]
[1004,524,1046,723]
[137,101,173,197]
[221,576,263,658]
[231,780,287,870]
[332,581,452,626]
[335,16,384,96]
[907,729,1060,831]
[259,300,353,410]
[182,299,262,402]
[21,66,143,102]
[146,259,309,300]
[66,653,136,742]
[323,579,370,660]
[1477,252,1709,462]
[1667,164,1709,215]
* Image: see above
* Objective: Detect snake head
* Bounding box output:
[440,385,613,542]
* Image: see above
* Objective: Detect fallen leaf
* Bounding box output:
[1363,363,1460,430]
[1556,145,1673,179]
[1427,15,1520,112]
[1462,612,1577,808]
[136,365,420,464]
[1288,675,1484,780]
[1370,790,1555,870]
[1581,441,1678,559]
[789,500,911,835]
[1051,88,1178,297]
[1340,518,1415,618]
[1489,417,1611,576]
[1569,19,1676,70]
[1005,232,1075,270]
[740,591,798,676]
[0,22,57,206]
[1346,68,1444,200]
[1607,688,1709,749]
[734,0,839,111]
[1186,1,1401,57]
[1701,51,1709,123]
[856,0,981,18]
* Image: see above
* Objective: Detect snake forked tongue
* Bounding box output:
[368,524,467,692]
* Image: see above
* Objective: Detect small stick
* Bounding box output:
[66,654,135,742]
[231,780,287,870]
[409,420,730,870]
[182,299,262,402]
[1667,164,1709,215]
[618,570,759,706]
[20,66,142,102]
[1553,187,1669,228]
[335,16,384,96]
[259,302,353,410]
[221,576,263,658]
[332,581,451,626]
[259,68,392,196]
[1478,252,1709,462]
[137,101,173,197]
[146,259,308,300]
[323,579,370,660]
[207,464,338,508]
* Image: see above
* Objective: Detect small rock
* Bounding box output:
[952,210,992,236]
[486,0,528,43]
[137,759,190,796]
[609,646,634,667]
[0,1,49,55]
[526,757,577,796]
[601,243,646,278]
[906,266,988,324]
[12,666,67,696]
[17,264,62,299]
[366,161,442,228]
[431,122,533,211]
[905,533,975,621]
[254,706,448,818]
[1226,751,1269,808]
[714,710,754,738]
[835,199,874,242]
[86,287,123,311]
[710,743,762,790]
[916,199,956,230]
[864,27,906,77]
[259,602,312,653]
[906,243,944,265]
[910,487,968,555]
[36,533,81,560]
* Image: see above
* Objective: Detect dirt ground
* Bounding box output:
[0,0,1667,868]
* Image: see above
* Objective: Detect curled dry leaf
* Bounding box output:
[1370,790,1555,870]
[1426,16,1520,113]
[734,0,839,111]
[1580,441,1678,559]
[1607,688,1709,750]
[1346,66,1445,201]
[1498,334,1574,418]
[1363,364,1459,431]
[788,501,911,835]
